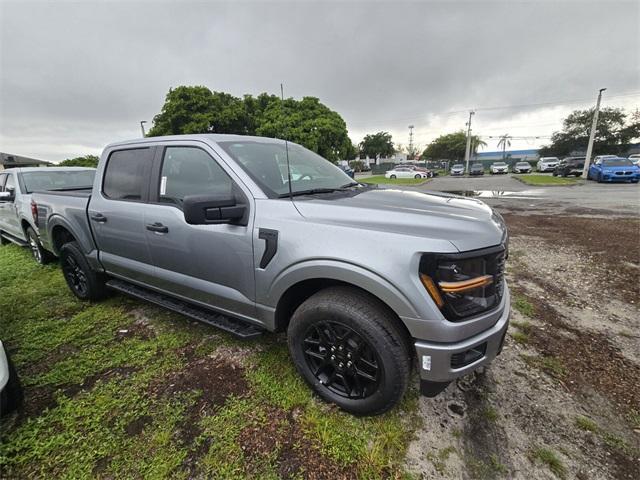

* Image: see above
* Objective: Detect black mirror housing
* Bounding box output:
[183,194,247,225]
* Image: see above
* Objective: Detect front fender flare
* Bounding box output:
[266,259,420,320]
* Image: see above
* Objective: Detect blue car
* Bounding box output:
[588,157,640,183]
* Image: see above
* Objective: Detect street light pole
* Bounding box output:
[464,111,475,173]
[140,121,147,138]
[581,88,606,179]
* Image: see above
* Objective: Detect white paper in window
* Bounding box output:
[160,176,167,195]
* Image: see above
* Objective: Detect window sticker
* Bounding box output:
[160,176,167,195]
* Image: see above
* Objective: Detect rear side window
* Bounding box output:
[159,147,234,206]
[103,149,152,201]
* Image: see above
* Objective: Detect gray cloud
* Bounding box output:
[1,0,638,160]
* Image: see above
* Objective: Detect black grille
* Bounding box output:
[451,342,487,368]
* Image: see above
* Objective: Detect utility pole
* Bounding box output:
[464,111,475,173]
[408,125,415,160]
[140,121,147,137]
[581,88,607,178]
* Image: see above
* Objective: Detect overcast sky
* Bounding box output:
[1,0,639,161]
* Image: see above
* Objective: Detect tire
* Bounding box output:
[1,349,23,416]
[390,175,396,179]
[287,286,410,416]
[26,226,54,265]
[414,174,421,179]
[0,232,9,246]
[59,241,108,301]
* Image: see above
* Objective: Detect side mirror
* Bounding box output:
[183,193,247,225]
[0,191,14,201]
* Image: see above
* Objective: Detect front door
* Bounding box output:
[0,172,23,239]
[142,144,257,321]
[89,147,157,284]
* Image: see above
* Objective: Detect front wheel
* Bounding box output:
[390,174,396,179]
[60,241,108,301]
[287,286,410,416]
[26,226,54,265]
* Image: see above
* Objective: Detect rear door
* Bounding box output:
[140,143,257,320]
[89,147,157,283]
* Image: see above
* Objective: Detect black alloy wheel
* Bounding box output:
[302,321,381,399]
[62,254,88,297]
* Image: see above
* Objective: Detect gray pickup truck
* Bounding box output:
[32,134,510,415]
[0,167,95,264]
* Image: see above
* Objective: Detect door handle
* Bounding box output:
[146,222,169,234]
[90,213,107,223]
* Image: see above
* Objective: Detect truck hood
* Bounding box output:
[294,188,507,252]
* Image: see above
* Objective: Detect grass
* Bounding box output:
[512,293,535,317]
[358,175,429,185]
[529,447,567,479]
[426,446,456,475]
[467,454,508,478]
[0,244,420,478]
[575,416,598,433]
[482,405,498,422]
[511,331,529,345]
[514,174,580,186]
[522,354,566,379]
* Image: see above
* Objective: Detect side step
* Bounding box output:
[106,279,263,339]
[0,232,28,247]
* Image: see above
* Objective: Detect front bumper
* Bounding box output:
[600,173,640,182]
[539,166,557,172]
[414,286,510,392]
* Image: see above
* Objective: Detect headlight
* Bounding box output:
[420,245,506,321]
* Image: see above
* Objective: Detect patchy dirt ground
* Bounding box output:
[405,213,640,480]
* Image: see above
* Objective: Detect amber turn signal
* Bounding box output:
[419,273,444,308]
[438,275,493,293]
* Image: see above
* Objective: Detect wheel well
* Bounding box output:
[274,279,414,355]
[20,219,32,237]
[51,226,76,253]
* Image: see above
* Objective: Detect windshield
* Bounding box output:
[493,162,506,166]
[541,157,558,162]
[471,163,483,168]
[602,158,633,166]
[22,170,95,193]
[218,140,353,198]
[452,164,464,168]
[516,162,529,166]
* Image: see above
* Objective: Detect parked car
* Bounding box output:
[469,163,485,175]
[338,165,355,178]
[512,162,532,174]
[1,340,23,417]
[587,157,640,183]
[627,154,640,166]
[450,164,465,176]
[553,157,585,177]
[32,134,510,415]
[385,167,428,179]
[0,167,96,264]
[489,162,509,174]
[536,157,560,172]
[397,164,434,177]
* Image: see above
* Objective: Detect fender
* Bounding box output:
[265,258,421,321]
[45,214,102,271]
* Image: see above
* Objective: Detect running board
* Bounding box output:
[0,232,28,247]
[105,279,263,339]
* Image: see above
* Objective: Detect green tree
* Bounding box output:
[359,132,394,159]
[57,154,99,168]
[148,86,352,162]
[539,107,640,157]
[421,131,486,160]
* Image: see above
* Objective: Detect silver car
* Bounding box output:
[0,167,95,263]
[536,157,560,172]
[32,134,510,415]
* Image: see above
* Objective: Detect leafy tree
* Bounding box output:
[148,86,352,162]
[359,132,394,159]
[421,131,486,160]
[539,107,640,157]
[57,155,99,168]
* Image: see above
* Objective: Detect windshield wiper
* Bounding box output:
[278,188,339,198]
[339,182,360,188]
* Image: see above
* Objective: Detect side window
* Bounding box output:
[103,148,152,201]
[159,147,234,206]
[4,174,15,193]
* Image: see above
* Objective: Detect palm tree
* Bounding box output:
[497,134,512,161]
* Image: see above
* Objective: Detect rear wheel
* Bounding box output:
[390,174,396,179]
[414,174,421,179]
[287,286,410,416]
[26,226,54,265]
[60,241,108,301]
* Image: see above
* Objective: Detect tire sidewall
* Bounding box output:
[287,295,408,415]
[60,242,106,301]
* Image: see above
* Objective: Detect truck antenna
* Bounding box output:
[281,83,293,201]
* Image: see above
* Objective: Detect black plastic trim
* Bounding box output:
[258,228,278,269]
